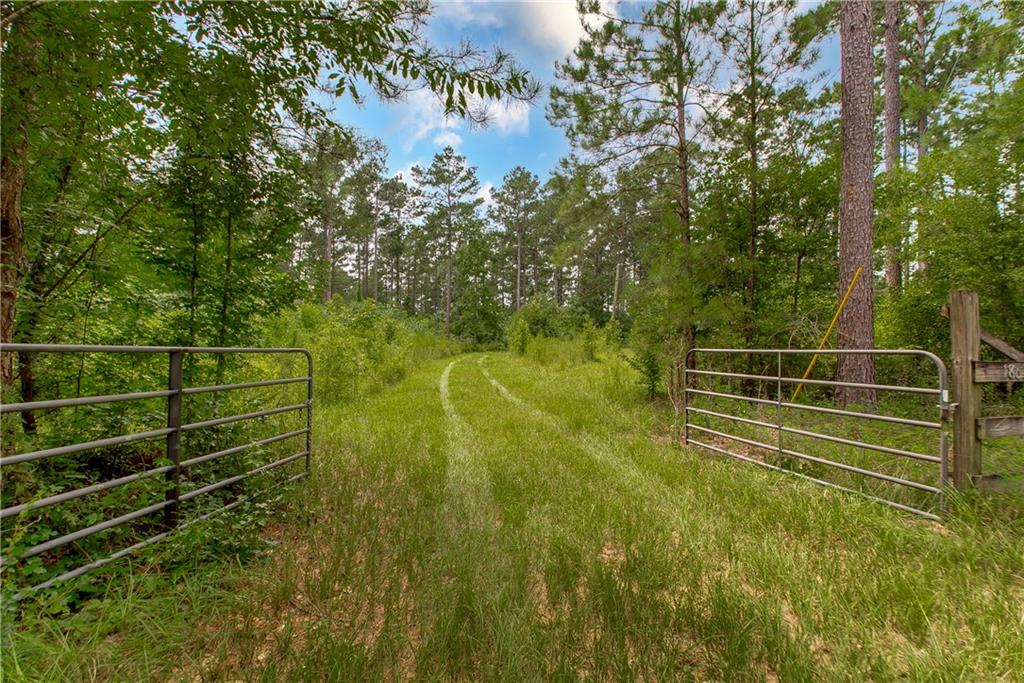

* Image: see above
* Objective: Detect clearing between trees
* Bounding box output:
[9,352,1022,681]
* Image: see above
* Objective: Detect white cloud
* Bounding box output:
[475,180,496,211]
[515,1,589,59]
[397,89,458,152]
[432,130,464,148]
[482,98,530,136]
[395,81,530,152]
[432,1,505,28]
[430,1,614,61]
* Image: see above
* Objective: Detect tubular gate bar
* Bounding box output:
[683,348,950,520]
[0,344,313,595]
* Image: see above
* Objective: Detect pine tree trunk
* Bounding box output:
[884,0,903,292]
[913,0,929,274]
[837,0,877,405]
[515,230,522,310]
[410,265,417,315]
[744,0,761,381]
[668,0,697,370]
[445,249,452,337]
[393,252,401,308]
[216,212,233,383]
[362,238,369,300]
[372,228,379,300]
[612,261,621,319]
[915,1,927,160]
[444,211,453,336]
[322,217,333,304]
[188,202,201,347]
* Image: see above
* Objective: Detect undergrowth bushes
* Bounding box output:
[508,316,530,355]
[507,298,620,369]
[258,299,460,406]
[524,336,586,368]
[1,300,457,608]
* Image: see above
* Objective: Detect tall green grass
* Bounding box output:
[4,350,1023,680]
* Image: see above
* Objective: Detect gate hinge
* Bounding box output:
[941,402,958,419]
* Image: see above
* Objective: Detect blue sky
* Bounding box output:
[331,1,839,201]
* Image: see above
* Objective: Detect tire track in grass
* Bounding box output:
[477,354,753,531]
[439,358,495,527]
[476,356,821,679]
[436,358,555,677]
[477,355,776,573]
[479,357,546,418]
[477,355,697,524]
[471,356,706,676]
[475,356,770,678]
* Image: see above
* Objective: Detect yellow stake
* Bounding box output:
[790,266,862,402]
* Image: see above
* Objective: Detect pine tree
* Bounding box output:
[883,0,902,292]
[550,0,724,367]
[413,147,483,336]
[837,0,876,404]
[489,166,541,310]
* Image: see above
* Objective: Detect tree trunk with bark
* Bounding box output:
[372,225,379,300]
[216,211,233,383]
[322,207,334,304]
[743,0,762,385]
[612,261,621,319]
[444,215,453,337]
[884,0,902,292]
[1,123,29,390]
[913,0,929,274]
[672,1,696,370]
[0,20,34,393]
[837,0,877,405]
[515,229,522,310]
[393,251,401,308]
[409,263,417,315]
[915,1,927,160]
[676,124,695,366]
[1,151,27,388]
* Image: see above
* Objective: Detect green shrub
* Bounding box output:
[526,335,582,368]
[580,318,598,362]
[1,299,454,604]
[626,346,661,398]
[604,318,624,350]
[508,316,531,355]
[554,305,589,337]
[259,299,454,406]
[452,281,505,347]
[516,296,561,337]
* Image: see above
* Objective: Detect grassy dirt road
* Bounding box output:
[10,352,1024,681]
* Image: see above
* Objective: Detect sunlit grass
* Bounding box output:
[4,351,1023,680]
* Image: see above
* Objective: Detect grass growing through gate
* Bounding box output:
[4,350,1024,680]
[683,385,946,515]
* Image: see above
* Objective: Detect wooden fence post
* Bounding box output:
[949,290,981,489]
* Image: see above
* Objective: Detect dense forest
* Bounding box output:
[2,0,1021,397]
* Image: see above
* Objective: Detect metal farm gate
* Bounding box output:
[683,348,950,520]
[1,344,313,595]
